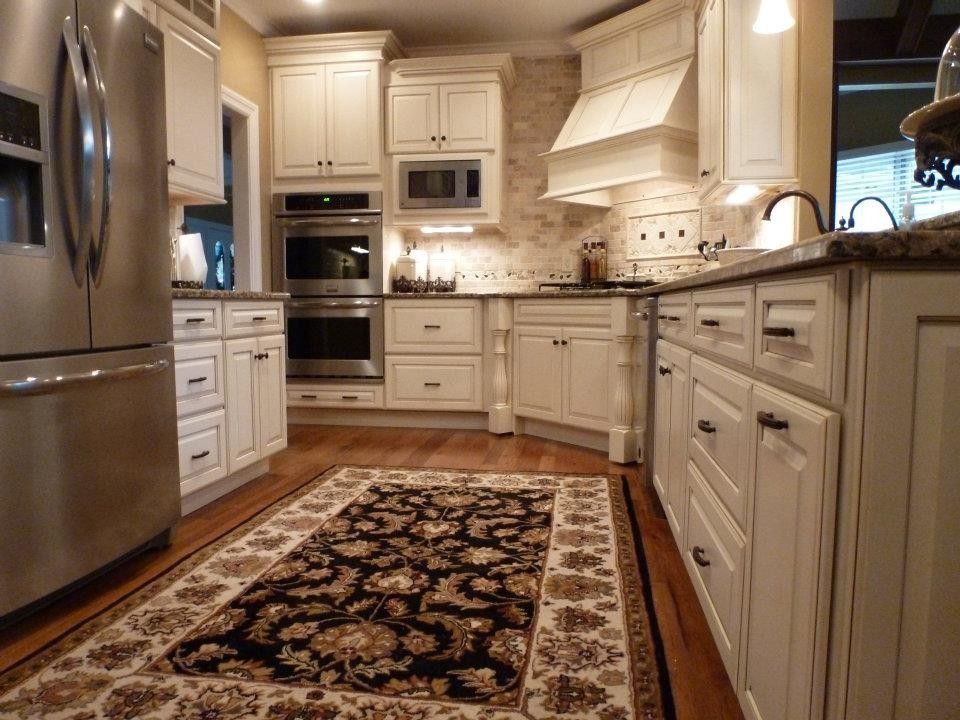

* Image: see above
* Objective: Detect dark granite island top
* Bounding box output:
[172,289,290,301]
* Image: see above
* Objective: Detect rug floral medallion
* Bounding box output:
[0,466,671,720]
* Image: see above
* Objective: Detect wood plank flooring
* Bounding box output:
[0,425,743,720]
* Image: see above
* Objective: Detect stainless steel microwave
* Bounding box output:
[398,159,481,209]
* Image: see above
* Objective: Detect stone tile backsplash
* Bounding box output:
[389,56,771,293]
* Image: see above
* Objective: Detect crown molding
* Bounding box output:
[221,0,283,37]
[405,39,575,59]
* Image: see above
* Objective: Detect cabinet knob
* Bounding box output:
[327,160,332,166]
[168,158,176,166]
[440,135,446,141]
[757,411,789,430]
[561,339,568,346]
[553,339,560,346]
[658,365,671,376]
[317,160,323,166]
[430,135,437,141]
[697,419,717,434]
[254,353,263,360]
[700,169,710,177]
[692,546,711,567]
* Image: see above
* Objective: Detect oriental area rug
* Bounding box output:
[0,466,674,720]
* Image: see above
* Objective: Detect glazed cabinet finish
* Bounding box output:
[271,62,381,179]
[653,340,691,544]
[157,8,224,204]
[513,325,563,424]
[386,82,499,154]
[696,0,798,198]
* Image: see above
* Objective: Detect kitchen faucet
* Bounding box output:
[836,196,900,231]
[761,190,829,235]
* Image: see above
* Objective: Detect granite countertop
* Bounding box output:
[172,288,290,301]
[384,289,656,299]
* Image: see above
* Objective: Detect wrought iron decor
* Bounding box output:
[913,120,960,191]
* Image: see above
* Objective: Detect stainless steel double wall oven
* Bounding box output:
[272,192,384,379]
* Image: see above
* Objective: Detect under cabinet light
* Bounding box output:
[752,0,795,34]
[350,246,369,254]
[420,225,474,234]
[725,184,762,205]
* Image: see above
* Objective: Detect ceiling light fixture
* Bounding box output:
[752,0,795,34]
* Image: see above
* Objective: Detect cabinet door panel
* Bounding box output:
[225,337,260,474]
[740,384,837,720]
[697,0,723,195]
[257,335,287,458]
[562,329,611,432]
[326,62,380,176]
[440,83,497,151]
[513,326,562,423]
[159,9,223,200]
[387,85,439,153]
[272,66,322,178]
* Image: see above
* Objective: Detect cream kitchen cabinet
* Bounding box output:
[157,7,224,204]
[224,333,287,473]
[383,298,484,412]
[696,0,798,199]
[386,82,499,154]
[652,339,690,545]
[173,297,287,514]
[270,62,381,179]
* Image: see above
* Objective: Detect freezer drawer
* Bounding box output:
[0,345,180,618]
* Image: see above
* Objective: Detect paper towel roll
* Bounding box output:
[177,233,207,283]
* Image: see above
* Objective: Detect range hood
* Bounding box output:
[541,0,699,207]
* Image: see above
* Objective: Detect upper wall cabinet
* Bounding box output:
[387,82,499,153]
[265,32,404,187]
[156,7,225,205]
[156,0,219,41]
[385,55,515,157]
[697,0,798,199]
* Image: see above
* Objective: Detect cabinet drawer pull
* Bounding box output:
[190,449,210,461]
[185,317,205,324]
[762,326,796,337]
[187,376,208,384]
[341,395,359,400]
[757,411,789,430]
[300,394,317,399]
[424,382,441,387]
[658,365,671,376]
[697,419,716,434]
[252,316,268,322]
[700,169,710,177]
[700,318,721,327]
[692,546,711,567]
[631,311,650,320]
[423,324,441,329]
[661,315,681,322]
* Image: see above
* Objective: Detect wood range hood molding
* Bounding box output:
[541,0,699,207]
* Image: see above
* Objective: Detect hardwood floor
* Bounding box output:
[0,425,742,719]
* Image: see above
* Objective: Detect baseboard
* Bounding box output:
[288,407,489,430]
[181,459,270,516]
[517,417,610,454]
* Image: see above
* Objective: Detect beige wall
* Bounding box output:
[218,6,272,289]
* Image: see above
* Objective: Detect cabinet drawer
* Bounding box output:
[754,274,838,398]
[658,292,692,342]
[173,300,222,341]
[177,409,228,497]
[385,356,483,411]
[223,302,284,338]
[514,299,613,328]
[287,383,385,409]
[692,286,754,365]
[688,357,751,529]
[385,299,483,354]
[174,340,225,418]
[684,463,746,684]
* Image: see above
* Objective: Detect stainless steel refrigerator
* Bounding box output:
[0,0,180,619]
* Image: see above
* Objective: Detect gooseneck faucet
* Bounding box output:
[761,190,830,235]
[838,196,900,231]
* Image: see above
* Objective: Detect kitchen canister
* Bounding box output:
[428,245,457,281]
[395,252,417,280]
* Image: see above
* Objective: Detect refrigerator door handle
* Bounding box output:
[81,26,113,287]
[0,359,169,398]
[62,16,96,288]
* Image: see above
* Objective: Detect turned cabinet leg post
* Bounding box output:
[609,334,637,463]
[488,328,512,434]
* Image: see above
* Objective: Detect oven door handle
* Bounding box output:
[278,218,381,228]
[286,299,382,310]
